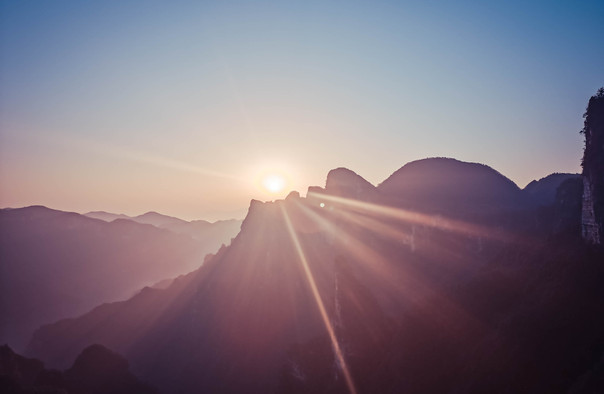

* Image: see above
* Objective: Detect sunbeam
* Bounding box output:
[295,201,407,296]
[280,205,357,394]
[294,199,489,336]
[308,192,518,243]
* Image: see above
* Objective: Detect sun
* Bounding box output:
[262,174,286,194]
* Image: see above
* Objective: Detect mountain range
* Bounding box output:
[0,207,241,352]
[21,158,602,394]
[84,210,242,241]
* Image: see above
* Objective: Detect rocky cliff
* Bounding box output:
[580,88,604,244]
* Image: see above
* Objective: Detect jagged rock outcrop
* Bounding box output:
[580,88,604,244]
[324,167,377,199]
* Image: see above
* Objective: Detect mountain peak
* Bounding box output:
[324,167,376,198]
[132,212,188,228]
[138,211,161,217]
[378,157,526,214]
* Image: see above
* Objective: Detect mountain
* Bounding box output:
[27,159,604,394]
[0,344,156,393]
[131,212,189,228]
[0,206,236,352]
[523,173,581,207]
[85,210,243,242]
[323,167,378,198]
[152,218,242,242]
[130,212,242,242]
[84,210,132,222]
[377,158,529,217]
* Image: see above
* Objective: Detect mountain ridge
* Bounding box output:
[27,157,590,393]
[0,206,240,352]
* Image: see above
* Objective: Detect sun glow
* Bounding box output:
[262,174,286,194]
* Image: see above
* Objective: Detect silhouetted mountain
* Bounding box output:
[323,167,378,199]
[0,206,237,352]
[523,173,580,206]
[378,158,529,217]
[0,344,155,393]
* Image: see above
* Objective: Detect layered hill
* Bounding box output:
[84,211,132,222]
[84,210,242,241]
[0,206,238,352]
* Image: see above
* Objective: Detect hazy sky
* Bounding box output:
[1,1,603,220]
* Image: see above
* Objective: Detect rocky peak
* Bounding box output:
[580,88,604,244]
[324,167,376,198]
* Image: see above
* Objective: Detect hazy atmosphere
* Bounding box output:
[1,1,602,219]
[2,2,604,394]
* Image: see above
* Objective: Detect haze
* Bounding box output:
[1,1,603,220]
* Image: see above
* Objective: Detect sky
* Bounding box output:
[1,1,603,221]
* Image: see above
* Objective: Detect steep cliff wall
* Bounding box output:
[581,88,604,244]
[582,177,601,243]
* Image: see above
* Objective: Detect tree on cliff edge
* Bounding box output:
[581,87,604,242]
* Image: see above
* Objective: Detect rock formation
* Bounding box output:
[581,88,604,244]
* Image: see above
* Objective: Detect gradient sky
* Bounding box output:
[1,1,603,220]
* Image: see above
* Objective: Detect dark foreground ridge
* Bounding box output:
[0,344,156,394]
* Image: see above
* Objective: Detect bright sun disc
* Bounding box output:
[262,174,286,193]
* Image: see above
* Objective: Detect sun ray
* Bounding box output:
[47,132,246,182]
[280,205,357,394]
[294,199,489,334]
[295,201,406,294]
[308,192,520,244]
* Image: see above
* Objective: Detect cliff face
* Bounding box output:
[581,88,604,245]
[582,177,601,244]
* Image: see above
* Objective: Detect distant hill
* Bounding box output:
[84,210,132,222]
[0,206,239,352]
[84,210,242,242]
[523,173,580,206]
[131,211,189,228]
